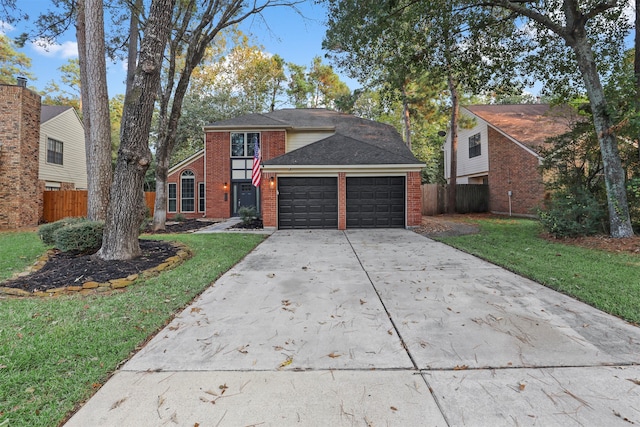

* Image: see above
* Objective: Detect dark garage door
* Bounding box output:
[278,177,338,229]
[346,176,405,228]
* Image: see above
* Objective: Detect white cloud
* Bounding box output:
[0,20,14,35]
[30,38,78,59]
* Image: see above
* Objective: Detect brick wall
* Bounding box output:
[262,130,286,161]
[406,171,422,227]
[487,127,545,216]
[261,172,277,228]
[0,84,41,229]
[338,172,346,230]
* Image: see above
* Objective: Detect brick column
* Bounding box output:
[338,172,346,230]
[406,171,422,227]
[261,172,277,229]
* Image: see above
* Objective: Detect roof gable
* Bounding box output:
[465,104,576,151]
[265,133,420,166]
[41,105,74,124]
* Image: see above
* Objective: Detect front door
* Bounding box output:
[232,182,257,216]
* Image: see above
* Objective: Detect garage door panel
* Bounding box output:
[346,176,405,229]
[278,177,338,229]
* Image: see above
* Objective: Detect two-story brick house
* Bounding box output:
[443,104,575,216]
[167,108,424,230]
[0,82,87,229]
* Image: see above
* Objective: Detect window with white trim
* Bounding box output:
[198,182,205,212]
[47,138,64,165]
[469,133,481,158]
[168,183,177,213]
[181,170,195,212]
[231,132,260,157]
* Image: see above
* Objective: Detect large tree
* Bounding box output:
[77,0,112,222]
[96,0,175,260]
[324,0,522,212]
[0,33,34,84]
[473,0,633,237]
[151,0,303,232]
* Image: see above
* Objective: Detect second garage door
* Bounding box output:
[346,176,405,228]
[278,177,338,229]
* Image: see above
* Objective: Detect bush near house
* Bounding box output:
[37,217,104,253]
[38,217,87,246]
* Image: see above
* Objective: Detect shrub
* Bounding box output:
[173,213,186,222]
[538,189,605,238]
[38,217,87,246]
[54,221,104,253]
[238,206,257,225]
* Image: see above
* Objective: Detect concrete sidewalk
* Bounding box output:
[65,229,640,426]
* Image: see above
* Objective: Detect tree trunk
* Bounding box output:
[401,83,412,150]
[635,0,640,161]
[76,0,91,210]
[96,0,175,261]
[124,0,141,97]
[152,144,170,231]
[447,72,459,214]
[571,32,633,238]
[83,0,112,221]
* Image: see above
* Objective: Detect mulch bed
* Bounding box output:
[2,219,216,294]
[2,240,179,293]
[230,218,264,230]
[145,218,219,233]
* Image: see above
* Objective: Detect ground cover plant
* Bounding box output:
[0,232,265,427]
[432,217,640,325]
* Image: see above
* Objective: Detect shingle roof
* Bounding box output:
[465,104,576,151]
[41,105,73,124]
[208,108,422,166]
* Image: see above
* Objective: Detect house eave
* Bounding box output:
[168,150,204,174]
[203,125,336,132]
[262,163,425,174]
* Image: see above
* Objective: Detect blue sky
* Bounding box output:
[2,0,360,98]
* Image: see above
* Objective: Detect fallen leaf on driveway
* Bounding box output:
[190,307,202,314]
[453,365,468,370]
[279,356,293,369]
[327,352,341,358]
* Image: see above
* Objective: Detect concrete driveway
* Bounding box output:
[66,229,640,426]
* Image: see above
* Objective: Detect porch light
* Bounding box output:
[223,182,227,190]
[269,177,274,187]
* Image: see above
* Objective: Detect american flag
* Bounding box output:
[251,136,261,187]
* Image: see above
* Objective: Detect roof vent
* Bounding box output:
[16,76,27,87]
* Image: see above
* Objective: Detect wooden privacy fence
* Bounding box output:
[42,190,156,223]
[421,184,489,215]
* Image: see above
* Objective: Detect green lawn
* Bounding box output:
[0,232,265,427]
[434,217,640,325]
[0,231,48,282]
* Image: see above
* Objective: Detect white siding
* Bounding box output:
[443,109,489,181]
[286,130,334,153]
[39,108,88,189]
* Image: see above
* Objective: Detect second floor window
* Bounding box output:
[231,132,260,157]
[469,133,481,158]
[47,138,63,165]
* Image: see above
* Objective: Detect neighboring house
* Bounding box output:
[167,108,424,230]
[0,82,87,229]
[443,104,574,216]
[39,105,87,191]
